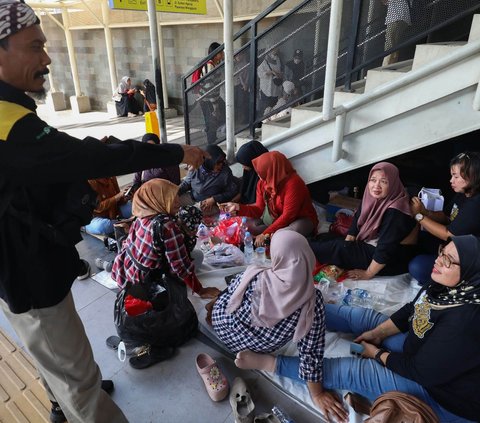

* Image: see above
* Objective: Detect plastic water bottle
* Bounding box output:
[240,217,248,239]
[196,223,211,252]
[244,231,254,264]
[272,406,295,423]
[342,288,375,308]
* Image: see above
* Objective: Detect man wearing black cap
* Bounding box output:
[0,1,206,422]
[285,48,306,96]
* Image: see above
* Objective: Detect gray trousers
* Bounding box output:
[0,292,128,423]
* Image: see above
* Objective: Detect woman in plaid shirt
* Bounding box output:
[112,179,220,299]
[211,230,346,420]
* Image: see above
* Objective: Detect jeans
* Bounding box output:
[85,202,132,236]
[275,304,473,423]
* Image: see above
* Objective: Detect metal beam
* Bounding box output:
[224,0,234,162]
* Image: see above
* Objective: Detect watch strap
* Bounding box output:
[374,348,388,366]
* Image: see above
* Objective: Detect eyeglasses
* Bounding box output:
[437,245,460,269]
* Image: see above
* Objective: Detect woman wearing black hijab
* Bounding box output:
[141,79,157,112]
[236,140,268,204]
[239,235,480,421]
[178,145,238,215]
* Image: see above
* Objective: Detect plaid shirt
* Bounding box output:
[212,273,325,382]
[112,216,201,292]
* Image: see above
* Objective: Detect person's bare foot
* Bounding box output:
[234,350,276,373]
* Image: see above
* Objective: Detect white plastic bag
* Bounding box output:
[418,187,444,212]
[204,243,244,267]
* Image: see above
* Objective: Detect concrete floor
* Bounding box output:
[0,106,322,423]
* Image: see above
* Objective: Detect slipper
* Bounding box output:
[230,377,255,423]
[195,353,229,402]
[253,413,281,423]
[129,345,175,369]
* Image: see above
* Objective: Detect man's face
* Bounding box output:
[0,25,51,93]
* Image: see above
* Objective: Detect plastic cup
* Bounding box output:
[255,247,266,264]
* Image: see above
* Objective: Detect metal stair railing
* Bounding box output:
[182,0,480,147]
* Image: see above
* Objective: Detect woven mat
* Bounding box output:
[0,329,49,422]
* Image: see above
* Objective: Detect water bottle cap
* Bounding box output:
[245,231,251,237]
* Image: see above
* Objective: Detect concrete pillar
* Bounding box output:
[62,9,91,113]
[101,0,118,95]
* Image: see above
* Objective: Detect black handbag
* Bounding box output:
[114,271,198,348]
[266,60,283,86]
[113,214,198,348]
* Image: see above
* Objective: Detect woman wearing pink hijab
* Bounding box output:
[211,230,347,420]
[310,162,417,280]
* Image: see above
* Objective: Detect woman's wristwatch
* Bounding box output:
[415,213,424,222]
[374,348,389,366]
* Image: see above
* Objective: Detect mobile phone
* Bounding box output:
[350,342,364,356]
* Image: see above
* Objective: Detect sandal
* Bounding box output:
[195,353,229,401]
[129,345,175,369]
[229,377,255,423]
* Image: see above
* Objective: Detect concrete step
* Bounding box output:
[364,67,410,92]
[262,115,291,139]
[412,42,466,71]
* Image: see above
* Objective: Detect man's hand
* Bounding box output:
[181,145,209,169]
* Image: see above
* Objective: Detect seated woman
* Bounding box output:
[178,145,238,216]
[235,140,268,204]
[220,151,318,247]
[111,179,220,299]
[239,235,480,422]
[309,162,417,279]
[85,176,132,236]
[131,133,181,191]
[114,76,139,117]
[409,151,480,285]
[211,230,346,421]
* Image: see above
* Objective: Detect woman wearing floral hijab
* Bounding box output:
[309,162,417,279]
[112,179,219,299]
[239,235,480,422]
[220,151,318,246]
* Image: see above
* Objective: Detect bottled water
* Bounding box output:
[272,406,295,423]
[244,231,254,264]
[240,217,248,240]
[342,288,375,308]
[196,223,211,252]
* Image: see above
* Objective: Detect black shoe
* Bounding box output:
[48,381,114,422]
[50,402,66,423]
[129,346,175,369]
[101,379,114,395]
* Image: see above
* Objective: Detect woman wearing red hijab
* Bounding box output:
[310,162,417,279]
[220,151,318,246]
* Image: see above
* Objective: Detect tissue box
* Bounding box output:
[326,194,361,222]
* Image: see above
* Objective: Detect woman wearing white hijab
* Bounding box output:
[113,76,139,117]
[211,229,347,421]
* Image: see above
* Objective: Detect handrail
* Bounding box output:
[262,37,480,151]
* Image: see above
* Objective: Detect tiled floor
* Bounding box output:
[0,106,322,423]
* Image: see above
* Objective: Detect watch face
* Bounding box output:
[415,213,423,222]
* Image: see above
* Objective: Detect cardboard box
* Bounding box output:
[326,194,361,222]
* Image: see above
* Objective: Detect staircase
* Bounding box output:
[261,15,480,185]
